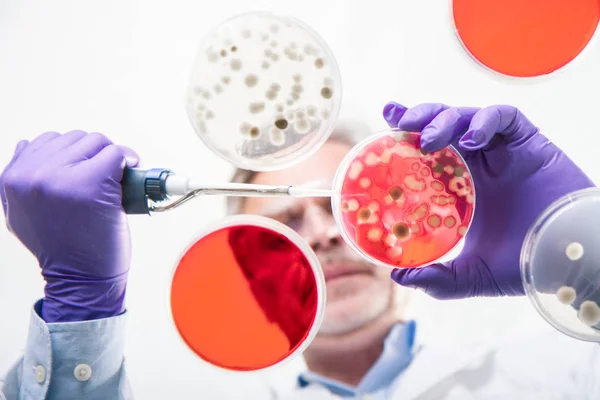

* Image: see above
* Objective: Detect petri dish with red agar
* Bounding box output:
[170,215,325,372]
[451,0,600,78]
[332,129,475,269]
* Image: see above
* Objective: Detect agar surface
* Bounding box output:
[337,133,475,268]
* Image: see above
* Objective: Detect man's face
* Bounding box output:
[242,140,396,336]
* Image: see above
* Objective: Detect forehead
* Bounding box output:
[243,141,352,214]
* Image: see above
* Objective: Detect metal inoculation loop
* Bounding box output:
[149,191,202,212]
[150,184,295,212]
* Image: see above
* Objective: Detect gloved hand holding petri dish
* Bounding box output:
[185,11,341,171]
[331,129,475,269]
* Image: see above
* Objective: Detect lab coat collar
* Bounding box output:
[297,320,417,397]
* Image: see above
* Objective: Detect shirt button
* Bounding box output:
[34,365,46,384]
[73,364,92,382]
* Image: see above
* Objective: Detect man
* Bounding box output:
[1,103,599,399]
[228,119,415,396]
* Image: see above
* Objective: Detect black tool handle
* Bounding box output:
[121,168,172,214]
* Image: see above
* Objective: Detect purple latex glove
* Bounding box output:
[382,102,595,299]
[0,131,139,322]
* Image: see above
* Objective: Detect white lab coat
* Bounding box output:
[271,327,600,399]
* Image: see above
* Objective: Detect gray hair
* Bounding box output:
[226,119,373,214]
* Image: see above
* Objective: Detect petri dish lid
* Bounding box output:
[185,11,342,171]
[331,129,476,269]
[169,214,326,372]
[521,187,600,342]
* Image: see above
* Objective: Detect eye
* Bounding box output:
[282,210,303,231]
[320,199,333,215]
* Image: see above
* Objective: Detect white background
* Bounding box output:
[1,0,598,398]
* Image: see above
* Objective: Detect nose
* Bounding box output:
[302,205,342,252]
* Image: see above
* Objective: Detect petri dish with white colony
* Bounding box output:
[331,129,476,269]
[185,11,342,171]
[521,187,600,342]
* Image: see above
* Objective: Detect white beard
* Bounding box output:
[317,282,391,335]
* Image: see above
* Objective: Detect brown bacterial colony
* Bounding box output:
[357,207,372,223]
[320,87,332,99]
[249,102,265,114]
[391,222,410,240]
[275,119,288,129]
[230,59,242,71]
[389,186,403,201]
[245,74,258,87]
[337,132,475,268]
[249,127,260,138]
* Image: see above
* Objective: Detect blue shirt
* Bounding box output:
[0,300,415,400]
[297,321,417,398]
[0,300,132,400]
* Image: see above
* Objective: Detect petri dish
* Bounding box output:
[521,188,600,342]
[170,215,326,371]
[451,0,600,78]
[185,11,342,171]
[332,129,475,269]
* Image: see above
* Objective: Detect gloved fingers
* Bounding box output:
[391,253,505,299]
[62,132,113,163]
[83,144,140,182]
[22,131,61,155]
[1,140,29,216]
[3,140,29,169]
[420,107,480,153]
[383,102,409,128]
[458,105,539,151]
[13,140,29,159]
[43,130,88,154]
[397,103,450,132]
[117,145,141,168]
[391,264,459,300]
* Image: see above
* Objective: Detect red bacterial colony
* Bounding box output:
[336,132,475,268]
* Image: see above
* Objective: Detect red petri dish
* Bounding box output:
[332,130,475,268]
[452,0,600,78]
[170,216,325,371]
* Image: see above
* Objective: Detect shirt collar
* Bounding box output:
[297,320,417,397]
